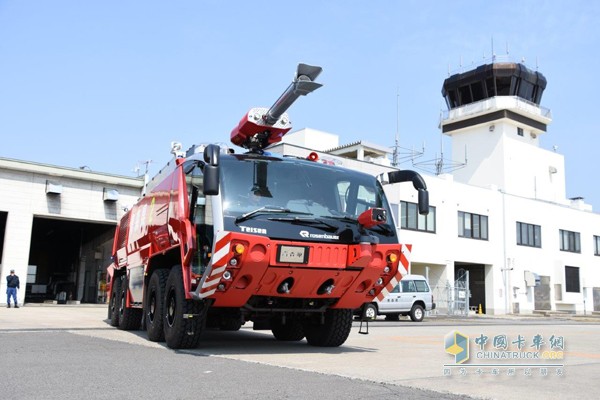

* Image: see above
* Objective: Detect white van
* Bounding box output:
[358,274,435,322]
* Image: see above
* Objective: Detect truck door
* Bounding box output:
[184,161,214,276]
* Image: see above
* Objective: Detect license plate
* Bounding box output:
[277,245,309,264]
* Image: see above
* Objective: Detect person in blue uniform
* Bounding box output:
[6,269,20,308]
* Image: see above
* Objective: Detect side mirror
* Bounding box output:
[203,165,219,196]
[382,169,430,215]
[418,189,429,215]
[203,145,220,196]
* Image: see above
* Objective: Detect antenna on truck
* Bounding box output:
[230,63,323,152]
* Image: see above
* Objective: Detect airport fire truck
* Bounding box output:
[107,64,429,349]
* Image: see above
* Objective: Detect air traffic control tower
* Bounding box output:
[439,62,566,204]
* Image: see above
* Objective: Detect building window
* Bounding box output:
[565,266,580,293]
[595,235,600,256]
[517,127,524,137]
[400,201,436,233]
[458,211,488,240]
[516,222,541,248]
[559,229,581,253]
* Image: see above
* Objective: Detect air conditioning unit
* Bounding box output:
[45,180,63,195]
[103,188,119,202]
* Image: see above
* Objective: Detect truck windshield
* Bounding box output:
[219,155,394,224]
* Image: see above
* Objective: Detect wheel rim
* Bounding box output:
[415,308,423,320]
[166,289,176,327]
[148,289,157,324]
[119,291,125,318]
[111,293,117,315]
[365,307,376,319]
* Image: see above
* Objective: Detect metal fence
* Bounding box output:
[431,270,470,317]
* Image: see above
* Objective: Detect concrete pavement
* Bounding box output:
[2,305,599,399]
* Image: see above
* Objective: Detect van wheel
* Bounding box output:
[362,303,377,320]
[410,304,424,322]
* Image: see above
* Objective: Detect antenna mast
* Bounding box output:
[392,88,400,167]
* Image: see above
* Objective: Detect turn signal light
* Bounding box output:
[387,253,398,263]
[233,243,245,255]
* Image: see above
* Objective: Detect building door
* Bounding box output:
[534,275,551,311]
[27,216,115,304]
[0,211,6,266]
[593,287,600,312]
[455,263,486,313]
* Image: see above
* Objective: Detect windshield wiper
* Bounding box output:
[235,207,312,223]
[268,216,339,232]
[320,214,358,223]
[321,215,395,236]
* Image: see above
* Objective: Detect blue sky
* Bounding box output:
[1,1,599,210]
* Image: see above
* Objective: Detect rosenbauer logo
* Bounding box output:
[299,230,339,240]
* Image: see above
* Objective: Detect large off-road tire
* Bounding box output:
[410,304,425,322]
[271,317,305,341]
[118,276,143,331]
[362,303,378,321]
[109,277,122,327]
[164,267,205,349]
[385,313,401,321]
[304,309,353,347]
[145,269,169,342]
[219,318,243,331]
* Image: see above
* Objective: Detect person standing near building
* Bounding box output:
[6,269,20,308]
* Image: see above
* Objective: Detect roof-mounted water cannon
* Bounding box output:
[230,63,323,152]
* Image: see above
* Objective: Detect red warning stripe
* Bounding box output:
[198,231,232,298]
[375,244,411,302]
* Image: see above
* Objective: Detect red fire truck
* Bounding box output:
[107,64,429,349]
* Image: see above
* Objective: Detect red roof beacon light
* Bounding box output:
[307,152,319,161]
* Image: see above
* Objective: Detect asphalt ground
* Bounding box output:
[1,305,599,399]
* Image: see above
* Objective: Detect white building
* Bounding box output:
[270,62,600,315]
[0,158,143,306]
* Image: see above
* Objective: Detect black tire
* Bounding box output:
[145,269,169,342]
[109,277,122,327]
[305,309,352,347]
[219,318,243,331]
[118,276,143,331]
[164,267,205,349]
[362,303,378,321]
[271,317,305,341]
[385,313,401,321]
[410,304,425,322]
